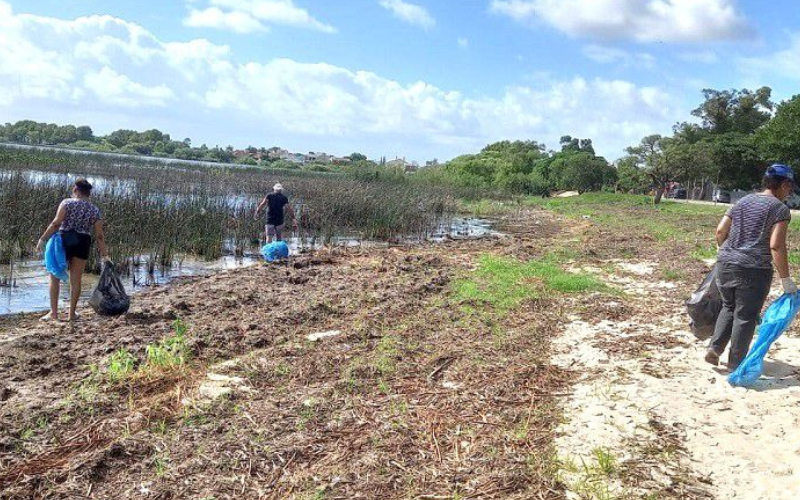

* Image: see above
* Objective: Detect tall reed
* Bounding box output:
[0,147,454,273]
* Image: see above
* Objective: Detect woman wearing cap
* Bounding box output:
[35,178,110,322]
[706,164,797,370]
[254,182,296,242]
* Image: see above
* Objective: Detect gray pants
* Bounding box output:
[710,263,772,369]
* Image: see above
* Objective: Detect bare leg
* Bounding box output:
[46,274,60,319]
[68,258,87,321]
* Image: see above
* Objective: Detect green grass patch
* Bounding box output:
[374,334,400,377]
[106,348,136,382]
[453,254,607,314]
[691,243,717,262]
[145,319,190,370]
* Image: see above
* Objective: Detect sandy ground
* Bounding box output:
[554,261,800,500]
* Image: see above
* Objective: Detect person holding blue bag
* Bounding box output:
[705,164,797,370]
[35,178,110,322]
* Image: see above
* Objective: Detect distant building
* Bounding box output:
[307,151,332,164]
[386,157,418,172]
[332,156,352,165]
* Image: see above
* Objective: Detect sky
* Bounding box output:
[0,1,799,162]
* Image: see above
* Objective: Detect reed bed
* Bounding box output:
[0,147,454,274]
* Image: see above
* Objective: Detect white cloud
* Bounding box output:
[184,7,267,34]
[457,37,469,48]
[184,0,336,34]
[490,0,752,43]
[0,1,684,160]
[583,44,655,69]
[379,0,435,30]
[739,34,800,82]
[84,67,174,107]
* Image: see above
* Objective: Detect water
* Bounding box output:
[0,218,497,316]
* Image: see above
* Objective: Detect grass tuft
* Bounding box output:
[145,319,190,371]
[453,254,607,314]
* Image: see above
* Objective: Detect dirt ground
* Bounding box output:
[0,207,575,500]
[3,198,798,500]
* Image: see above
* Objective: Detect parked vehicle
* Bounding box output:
[713,189,731,203]
[667,187,687,199]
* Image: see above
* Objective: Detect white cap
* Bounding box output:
[273,183,283,191]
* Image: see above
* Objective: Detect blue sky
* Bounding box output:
[1,1,799,161]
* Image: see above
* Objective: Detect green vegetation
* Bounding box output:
[0,146,452,267]
[453,254,607,314]
[107,348,136,382]
[527,193,725,250]
[145,320,190,370]
[420,137,616,198]
[559,449,623,500]
[618,88,798,204]
[423,88,800,205]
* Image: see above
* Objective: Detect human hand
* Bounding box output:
[781,277,798,294]
[35,238,45,254]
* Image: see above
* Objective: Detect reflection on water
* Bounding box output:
[0,218,498,316]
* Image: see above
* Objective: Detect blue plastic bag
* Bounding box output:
[44,233,69,282]
[260,241,289,262]
[728,292,800,387]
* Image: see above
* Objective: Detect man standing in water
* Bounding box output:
[255,183,295,242]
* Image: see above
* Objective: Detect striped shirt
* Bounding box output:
[718,194,791,269]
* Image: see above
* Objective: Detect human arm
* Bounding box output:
[36,203,67,252]
[94,220,110,261]
[715,215,732,248]
[770,220,796,293]
[254,195,268,219]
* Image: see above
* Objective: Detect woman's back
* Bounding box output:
[59,198,101,234]
[718,193,791,269]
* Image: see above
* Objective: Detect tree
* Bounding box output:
[626,135,672,204]
[76,125,94,142]
[615,156,650,194]
[550,152,614,194]
[349,152,367,162]
[559,136,595,155]
[757,95,800,168]
[691,87,773,135]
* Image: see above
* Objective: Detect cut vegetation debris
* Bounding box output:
[4,194,800,499]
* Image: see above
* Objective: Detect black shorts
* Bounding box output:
[60,230,92,261]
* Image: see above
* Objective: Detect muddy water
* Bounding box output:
[0,217,498,316]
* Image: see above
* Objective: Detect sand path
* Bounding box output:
[555,261,800,499]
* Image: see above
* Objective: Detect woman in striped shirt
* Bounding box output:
[706,164,796,370]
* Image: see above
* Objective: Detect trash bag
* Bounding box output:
[89,262,130,316]
[728,292,800,387]
[685,264,721,340]
[44,233,69,282]
[260,241,289,262]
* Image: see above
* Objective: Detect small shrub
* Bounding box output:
[145,319,190,370]
[107,348,136,382]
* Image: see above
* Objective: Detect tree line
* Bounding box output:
[622,88,800,203]
[0,121,376,170]
[3,87,799,202]
[433,89,800,203]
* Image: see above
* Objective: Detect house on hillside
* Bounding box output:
[386,157,418,173]
[307,151,332,164]
[332,156,352,165]
[268,147,289,160]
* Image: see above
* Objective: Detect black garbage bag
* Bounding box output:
[89,262,130,316]
[685,264,721,340]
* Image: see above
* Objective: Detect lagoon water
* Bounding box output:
[0,217,497,315]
